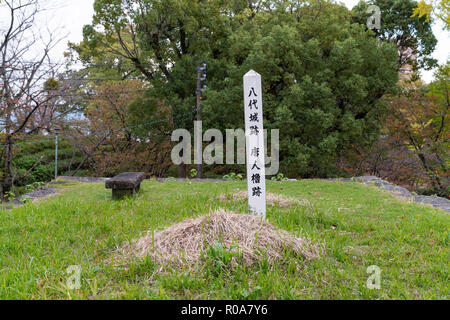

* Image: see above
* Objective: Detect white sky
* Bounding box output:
[2,0,449,82]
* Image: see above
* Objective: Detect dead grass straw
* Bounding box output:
[112,209,322,269]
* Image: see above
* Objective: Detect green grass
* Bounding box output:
[0,179,448,300]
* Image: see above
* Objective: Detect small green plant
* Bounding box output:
[5,191,16,202]
[271,173,288,181]
[206,241,239,274]
[189,168,198,178]
[223,172,244,181]
[33,182,45,189]
[24,181,45,194]
[20,196,32,204]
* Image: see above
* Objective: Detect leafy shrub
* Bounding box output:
[223,172,244,181]
[189,168,198,178]
[271,173,288,181]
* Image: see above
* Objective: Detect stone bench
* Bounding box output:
[105,172,145,199]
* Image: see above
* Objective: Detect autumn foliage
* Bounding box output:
[385,87,448,192]
[340,73,449,197]
[69,81,173,177]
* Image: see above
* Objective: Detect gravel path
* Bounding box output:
[2,186,60,209]
[2,177,109,209]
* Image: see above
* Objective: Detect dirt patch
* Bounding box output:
[112,210,322,269]
[49,181,69,185]
[218,191,309,208]
[27,188,62,204]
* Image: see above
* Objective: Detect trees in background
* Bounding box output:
[1,0,445,198]
[385,64,448,195]
[69,0,232,176]
[349,0,448,197]
[70,0,400,178]
[340,64,448,196]
[68,81,173,177]
[0,0,70,198]
[203,0,400,177]
[352,0,438,72]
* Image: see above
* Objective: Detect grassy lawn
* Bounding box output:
[0,179,448,300]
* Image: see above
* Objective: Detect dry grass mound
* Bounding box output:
[218,191,309,208]
[113,210,321,269]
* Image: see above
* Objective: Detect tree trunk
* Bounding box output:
[2,135,14,197]
[417,152,442,189]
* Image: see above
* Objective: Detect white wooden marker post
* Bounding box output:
[243,70,266,219]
